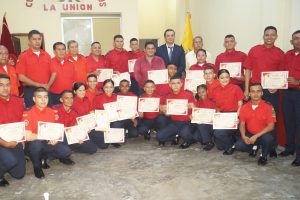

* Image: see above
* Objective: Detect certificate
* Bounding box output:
[261,71,289,89]
[186,70,204,80]
[220,62,242,77]
[76,113,96,132]
[95,110,110,131]
[97,68,113,82]
[128,59,136,73]
[104,128,125,143]
[0,122,26,142]
[138,98,160,112]
[148,69,168,84]
[166,99,188,115]
[191,108,215,124]
[103,102,119,122]
[213,113,238,129]
[37,122,64,141]
[117,95,138,120]
[64,125,89,145]
[111,72,131,87]
[184,78,206,93]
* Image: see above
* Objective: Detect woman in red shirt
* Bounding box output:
[189,49,215,71]
[72,82,93,116]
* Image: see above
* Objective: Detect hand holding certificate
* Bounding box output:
[184,78,206,93]
[95,110,110,131]
[76,113,96,132]
[191,108,216,124]
[65,125,89,145]
[261,71,289,89]
[37,122,64,141]
[117,95,138,120]
[148,69,168,84]
[128,59,136,73]
[103,102,119,122]
[0,122,26,142]
[166,99,188,115]
[138,98,160,112]
[220,62,242,77]
[111,72,131,87]
[213,113,238,129]
[97,69,113,82]
[104,128,125,143]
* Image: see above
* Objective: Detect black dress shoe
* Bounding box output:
[112,143,121,148]
[158,141,165,147]
[180,142,190,149]
[34,167,45,179]
[41,158,50,169]
[144,130,151,140]
[203,141,214,151]
[249,145,260,157]
[59,157,75,165]
[269,150,277,158]
[279,150,294,157]
[171,135,180,145]
[0,178,9,187]
[291,158,300,166]
[258,156,268,166]
[223,147,235,155]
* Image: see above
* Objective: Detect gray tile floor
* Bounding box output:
[1,136,299,200]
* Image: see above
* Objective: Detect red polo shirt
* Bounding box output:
[54,104,78,127]
[140,93,164,119]
[244,45,284,83]
[196,98,216,109]
[0,95,24,124]
[166,90,195,121]
[189,62,215,71]
[50,57,75,94]
[214,83,244,112]
[94,93,117,110]
[72,96,93,116]
[0,64,20,96]
[206,79,220,100]
[134,56,166,88]
[86,88,103,107]
[105,49,130,73]
[66,53,90,83]
[156,79,185,98]
[16,48,52,85]
[239,100,276,135]
[22,105,56,134]
[86,54,106,72]
[284,50,300,89]
[215,50,247,85]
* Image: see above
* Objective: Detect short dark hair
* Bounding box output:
[167,63,178,68]
[103,79,114,87]
[195,84,208,101]
[144,79,155,86]
[164,29,175,37]
[67,40,78,49]
[130,38,138,43]
[33,87,48,96]
[292,30,300,37]
[217,69,230,78]
[196,49,207,56]
[170,75,182,82]
[264,26,277,34]
[91,41,100,47]
[53,42,66,50]
[113,35,123,41]
[249,83,263,91]
[60,90,74,98]
[225,34,235,39]
[73,82,86,92]
[119,79,130,85]
[204,66,215,73]
[87,74,97,81]
[145,41,156,48]
[0,73,10,80]
[28,30,42,39]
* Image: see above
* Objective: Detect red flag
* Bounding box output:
[0,13,17,65]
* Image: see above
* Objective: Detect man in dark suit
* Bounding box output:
[156,29,186,76]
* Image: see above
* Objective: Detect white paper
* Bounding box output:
[148,69,168,85]
[184,78,206,93]
[104,128,125,143]
[37,122,65,141]
[0,122,26,142]
[213,112,238,129]
[138,98,160,112]
[76,113,96,132]
[111,72,131,87]
[191,108,216,124]
[64,125,89,145]
[220,62,242,78]
[128,59,136,73]
[103,102,119,122]
[117,95,138,120]
[166,99,188,115]
[261,71,289,89]
[186,70,204,80]
[97,68,113,82]
[94,110,110,131]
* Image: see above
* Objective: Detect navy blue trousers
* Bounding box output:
[214,129,238,150]
[192,124,213,144]
[138,115,169,136]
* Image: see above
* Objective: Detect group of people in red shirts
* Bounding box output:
[0,26,300,187]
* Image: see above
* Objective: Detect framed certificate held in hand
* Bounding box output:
[117,95,138,120]
[261,71,289,89]
[37,122,65,141]
[213,113,238,129]
[138,98,160,112]
[166,99,188,115]
[191,108,216,124]
[0,122,26,142]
